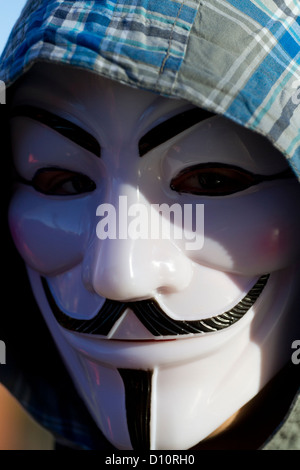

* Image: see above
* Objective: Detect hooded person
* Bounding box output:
[0,0,300,451]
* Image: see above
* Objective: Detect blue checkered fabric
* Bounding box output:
[0,0,199,94]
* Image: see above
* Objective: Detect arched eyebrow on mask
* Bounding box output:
[11,105,214,159]
[10,105,101,157]
[138,107,216,156]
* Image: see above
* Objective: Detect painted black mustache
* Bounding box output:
[41,274,269,337]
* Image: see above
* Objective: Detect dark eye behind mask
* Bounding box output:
[170,163,294,196]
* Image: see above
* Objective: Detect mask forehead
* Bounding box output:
[12,63,190,145]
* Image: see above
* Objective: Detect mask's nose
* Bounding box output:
[83,192,193,301]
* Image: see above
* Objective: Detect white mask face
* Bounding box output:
[8,63,300,449]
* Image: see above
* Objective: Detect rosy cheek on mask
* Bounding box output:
[8,189,93,275]
[167,183,300,276]
[238,188,300,272]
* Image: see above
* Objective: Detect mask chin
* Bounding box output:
[26,262,300,450]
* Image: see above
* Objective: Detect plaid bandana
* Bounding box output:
[1,0,300,450]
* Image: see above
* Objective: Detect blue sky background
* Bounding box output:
[0,1,27,55]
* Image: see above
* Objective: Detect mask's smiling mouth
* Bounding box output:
[41,273,269,339]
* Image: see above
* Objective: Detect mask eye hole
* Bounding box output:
[170,164,259,196]
[32,168,96,196]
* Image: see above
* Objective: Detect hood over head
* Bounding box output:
[1,0,300,172]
